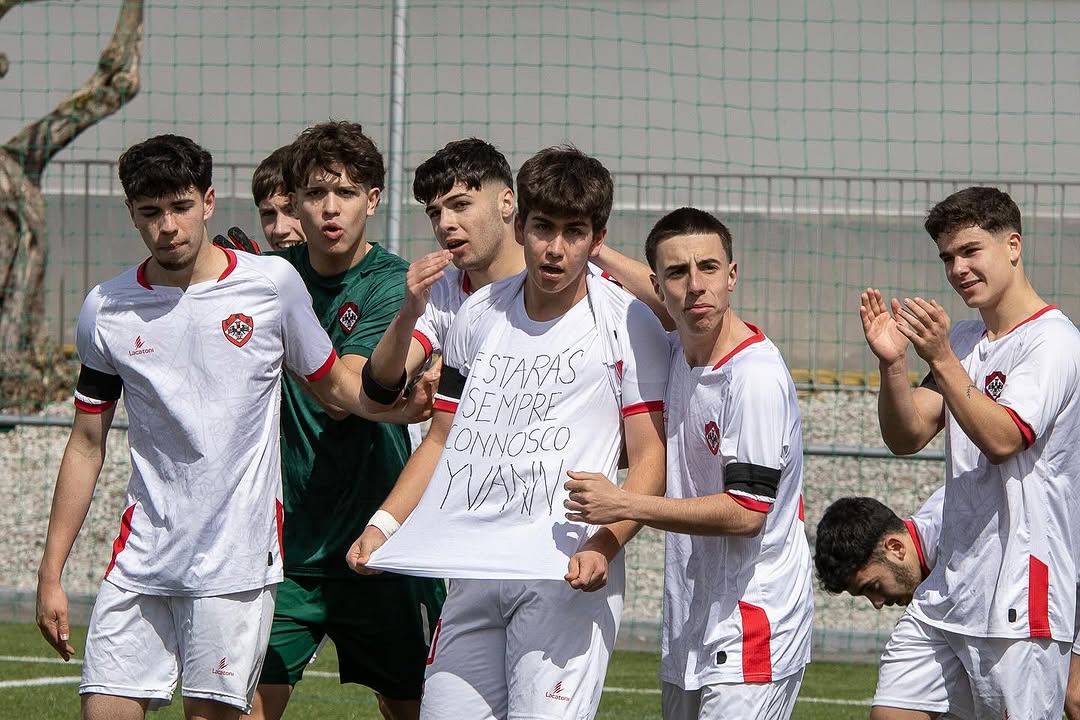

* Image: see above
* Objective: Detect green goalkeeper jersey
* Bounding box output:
[276,242,410,579]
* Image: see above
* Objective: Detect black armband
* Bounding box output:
[361,361,407,406]
[725,462,781,500]
[436,364,467,402]
[76,365,123,402]
[919,370,940,394]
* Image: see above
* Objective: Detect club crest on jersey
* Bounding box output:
[338,302,360,334]
[704,420,721,455]
[222,313,254,347]
[984,371,1006,400]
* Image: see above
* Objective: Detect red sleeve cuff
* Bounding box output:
[1001,405,1036,448]
[622,400,664,417]
[74,398,115,414]
[305,349,337,382]
[433,398,459,413]
[726,491,772,514]
[412,330,434,361]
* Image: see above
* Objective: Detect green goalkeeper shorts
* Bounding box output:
[259,573,446,700]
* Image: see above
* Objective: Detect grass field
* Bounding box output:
[0,623,879,719]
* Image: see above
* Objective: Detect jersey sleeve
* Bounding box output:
[432,298,477,414]
[908,486,945,575]
[273,259,337,380]
[994,322,1080,447]
[722,360,794,513]
[618,299,669,417]
[339,271,406,359]
[412,299,446,361]
[73,287,122,413]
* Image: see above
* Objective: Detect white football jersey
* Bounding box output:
[910,307,1080,642]
[74,249,335,596]
[906,487,945,579]
[661,327,813,689]
[369,271,669,579]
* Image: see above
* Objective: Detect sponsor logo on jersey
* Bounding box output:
[128,335,155,356]
[704,420,721,455]
[211,657,235,677]
[338,302,360,334]
[222,313,254,347]
[545,680,571,702]
[984,370,1006,400]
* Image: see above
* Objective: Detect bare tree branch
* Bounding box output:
[3,0,143,183]
[0,0,55,77]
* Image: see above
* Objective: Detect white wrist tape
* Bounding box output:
[367,509,401,539]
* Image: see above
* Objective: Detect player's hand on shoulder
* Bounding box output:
[212,226,262,254]
[564,471,626,525]
[35,579,75,661]
[402,250,452,321]
[565,549,609,592]
[859,288,909,364]
[345,525,388,576]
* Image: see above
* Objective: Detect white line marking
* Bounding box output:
[0,676,80,689]
[0,656,873,706]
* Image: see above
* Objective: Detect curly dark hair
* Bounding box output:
[814,496,906,594]
[251,144,293,206]
[924,186,1021,242]
[118,134,213,201]
[413,138,513,205]
[284,120,384,194]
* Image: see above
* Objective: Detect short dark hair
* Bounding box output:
[284,121,384,194]
[645,207,734,270]
[924,186,1022,242]
[413,138,514,205]
[118,134,213,201]
[251,145,293,206]
[515,145,613,232]
[814,496,906,594]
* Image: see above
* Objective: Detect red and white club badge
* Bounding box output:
[984,371,1006,400]
[222,313,254,347]
[338,302,360,334]
[704,420,721,455]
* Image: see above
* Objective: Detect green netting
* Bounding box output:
[0,0,1078,668]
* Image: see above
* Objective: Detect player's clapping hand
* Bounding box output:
[563,471,627,526]
[36,579,75,661]
[565,549,609,592]
[402,250,452,321]
[345,526,388,576]
[860,288,910,365]
[895,297,953,364]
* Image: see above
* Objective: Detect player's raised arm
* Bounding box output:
[37,405,116,661]
[860,288,945,454]
[360,249,452,412]
[595,244,675,330]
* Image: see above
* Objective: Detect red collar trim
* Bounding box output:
[903,518,931,579]
[461,271,473,295]
[711,323,766,370]
[218,247,237,280]
[1005,304,1056,335]
[135,246,237,289]
[136,259,153,289]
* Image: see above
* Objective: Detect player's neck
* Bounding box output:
[980,277,1046,340]
[466,237,525,290]
[683,308,754,367]
[523,268,588,322]
[309,236,372,277]
[147,234,226,289]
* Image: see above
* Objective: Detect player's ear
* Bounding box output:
[728,262,738,291]
[1007,231,1022,265]
[125,199,135,224]
[590,227,607,257]
[650,272,663,302]
[500,187,515,222]
[366,186,381,216]
[203,186,216,221]
[883,534,906,561]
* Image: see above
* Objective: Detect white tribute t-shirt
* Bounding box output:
[369,271,670,580]
[74,249,336,596]
[905,487,945,579]
[910,307,1080,642]
[661,327,814,689]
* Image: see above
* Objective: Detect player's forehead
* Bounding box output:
[258,193,291,212]
[935,225,998,253]
[130,186,202,210]
[655,233,728,265]
[524,209,590,229]
[303,163,361,189]
[429,180,491,208]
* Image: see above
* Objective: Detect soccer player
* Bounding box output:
[35,134,386,720]
[248,121,444,720]
[251,144,305,251]
[815,489,1080,720]
[350,146,670,720]
[814,489,944,610]
[564,207,814,720]
[861,186,1080,719]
